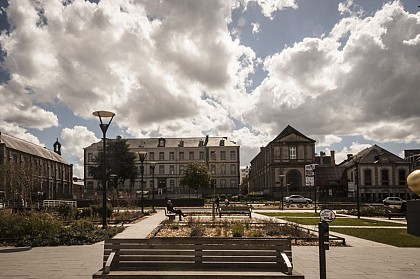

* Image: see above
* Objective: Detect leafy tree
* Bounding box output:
[89,136,138,198]
[180,162,211,196]
[0,161,39,208]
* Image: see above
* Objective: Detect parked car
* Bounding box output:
[382,197,405,206]
[284,195,312,204]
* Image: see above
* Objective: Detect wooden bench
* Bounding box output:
[387,209,406,219]
[164,208,176,221]
[218,205,252,218]
[92,237,304,278]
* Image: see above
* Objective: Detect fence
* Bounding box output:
[42,200,77,208]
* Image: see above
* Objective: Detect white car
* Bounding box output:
[284,195,312,204]
[382,197,405,206]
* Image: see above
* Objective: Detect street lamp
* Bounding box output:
[138,151,147,214]
[279,174,286,210]
[149,162,156,212]
[92,110,115,229]
[310,164,319,214]
[353,158,361,219]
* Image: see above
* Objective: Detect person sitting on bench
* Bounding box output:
[166,197,186,221]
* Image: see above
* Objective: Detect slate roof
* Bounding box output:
[87,136,239,149]
[0,132,68,164]
[339,144,405,168]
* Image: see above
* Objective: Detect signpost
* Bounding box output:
[319,209,335,279]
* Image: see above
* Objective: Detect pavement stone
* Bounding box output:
[0,209,419,279]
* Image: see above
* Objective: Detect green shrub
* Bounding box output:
[79,207,93,218]
[0,211,123,247]
[190,224,204,237]
[58,204,76,220]
[232,222,244,237]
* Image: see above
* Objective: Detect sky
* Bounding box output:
[0,0,419,178]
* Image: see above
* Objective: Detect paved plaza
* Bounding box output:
[0,210,419,279]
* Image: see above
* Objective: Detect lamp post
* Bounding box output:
[310,164,319,214]
[138,151,147,214]
[354,159,360,219]
[150,162,156,212]
[92,110,115,229]
[279,174,285,210]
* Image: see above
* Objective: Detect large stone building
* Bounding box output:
[83,136,240,199]
[339,145,412,202]
[0,132,73,205]
[249,125,316,199]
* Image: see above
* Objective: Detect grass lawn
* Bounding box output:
[258,212,404,227]
[331,228,420,247]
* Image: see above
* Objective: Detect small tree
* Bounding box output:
[180,162,211,197]
[89,136,138,199]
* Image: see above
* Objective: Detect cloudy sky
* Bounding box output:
[0,0,419,178]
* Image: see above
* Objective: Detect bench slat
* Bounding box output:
[98,238,299,278]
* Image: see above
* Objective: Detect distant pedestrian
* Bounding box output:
[224,197,229,206]
[215,195,220,210]
[165,197,186,221]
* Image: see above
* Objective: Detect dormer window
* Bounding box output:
[139,140,145,147]
[158,137,166,147]
[179,140,184,147]
[219,139,225,146]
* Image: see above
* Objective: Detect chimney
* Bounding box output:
[320,151,325,165]
[347,154,353,160]
[330,150,335,166]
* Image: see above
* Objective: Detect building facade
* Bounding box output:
[339,145,412,202]
[249,125,316,199]
[0,132,73,205]
[83,136,240,199]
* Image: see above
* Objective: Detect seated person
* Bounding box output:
[165,197,186,221]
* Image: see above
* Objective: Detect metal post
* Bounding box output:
[279,174,285,210]
[101,129,107,229]
[356,161,360,219]
[318,221,328,279]
[138,152,147,214]
[92,111,115,230]
[150,162,156,212]
[314,167,317,214]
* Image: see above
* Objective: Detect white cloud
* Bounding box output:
[251,22,260,33]
[246,1,420,145]
[335,142,372,164]
[60,126,99,178]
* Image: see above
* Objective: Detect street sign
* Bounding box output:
[320,209,336,222]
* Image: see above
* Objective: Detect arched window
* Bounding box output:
[286,170,301,192]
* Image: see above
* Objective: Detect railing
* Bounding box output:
[42,200,77,208]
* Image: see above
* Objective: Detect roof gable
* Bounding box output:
[271,125,316,144]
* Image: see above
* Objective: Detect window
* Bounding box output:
[221,164,226,175]
[179,152,184,160]
[364,169,372,186]
[290,147,296,159]
[158,138,166,147]
[88,153,94,162]
[159,165,165,175]
[220,179,226,188]
[230,164,236,175]
[230,151,236,160]
[87,181,94,191]
[199,151,205,160]
[381,169,389,185]
[169,165,175,174]
[159,152,164,160]
[221,151,226,160]
[230,179,236,188]
[189,151,194,160]
[211,151,216,160]
[398,169,406,186]
[150,179,154,189]
[180,165,185,174]
[169,152,174,160]
[149,152,155,160]
[169,180,175,190]
[211,164,216,175]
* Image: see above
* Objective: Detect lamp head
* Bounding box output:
[150,161,157,170]
[138,151,147,162]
